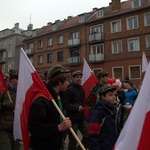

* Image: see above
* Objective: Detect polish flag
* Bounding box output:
[114,62,150,150]
[81,58,98,118]
[142,52,148,73]
[14,48,53,150]
[0,67,8,93]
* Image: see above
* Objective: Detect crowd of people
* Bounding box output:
[0,65,139,150]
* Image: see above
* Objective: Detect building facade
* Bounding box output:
[0,23,34,74]
[23,0,150,87]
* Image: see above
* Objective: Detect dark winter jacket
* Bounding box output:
[88,100,122,150]
[63,82,85,123]
[28,85,63,150]
[0,83,16,132]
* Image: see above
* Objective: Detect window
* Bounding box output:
[9,38,12,45]
[112,67,123,79]
[38,40,43,48]
[8,49,12,58]
[144,13,150,26]
[129,65,141,79]
[91,24,103,34]
[47,38,53,46]
[52,24,57,31]
[37,55,43,64]
[111,20,121,33]
[57,51,63,61]
[91,44,104,54]
[57,35,63,44]
[29,57,33,64]
[79,15,85,23]
[28,43,33,49]
[128,37,140,51]
[47,53,53,63]
[97,9,104,18]
[92,68,102,76]
[132,0,141,8]
[127,16,138,30]
[70,49,80,57]
[146,36,150,49]
[70,31,80,39]
[112,41,122,54]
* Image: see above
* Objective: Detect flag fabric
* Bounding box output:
[81,58,98,118]
[0,67,8,93]
[114,62,150,150]
[142,52,148,73]
[14,48,53,150]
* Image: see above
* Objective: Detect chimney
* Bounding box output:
[15,23,19,28]
[27,23,33,30]
[112,0,121,11]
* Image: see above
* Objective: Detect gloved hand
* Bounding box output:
[3,102,14,110]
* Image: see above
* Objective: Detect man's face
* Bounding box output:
[74,75,82,85]
[102,91,116,105]
[100,75,109,84]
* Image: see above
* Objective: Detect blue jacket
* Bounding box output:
[88,100,122,150]
[124,88,137,106]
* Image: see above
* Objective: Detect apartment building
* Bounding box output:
[23,0,150,86]
[0,23,34,74]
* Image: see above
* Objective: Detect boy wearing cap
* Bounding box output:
[28,65,72,150]
[0,69,20,150]
[88,84,122,150]
[86,70,109,107]
[63,70,89,150]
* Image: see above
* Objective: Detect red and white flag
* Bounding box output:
[81,58,98,117]
[142,52,148,73]
[14,48,53,150]
[114,62,150,150]
[0,67,8,93]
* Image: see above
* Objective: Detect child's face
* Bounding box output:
[102,91,116,105]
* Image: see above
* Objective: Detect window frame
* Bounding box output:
[37,55,43,64]
[112,40,123,54]
[57,35,64,44]
[144,12,150,26]
[129,65,141,79]
[47,53,53,63]
[112,67,123,79]
[111,20,121,33]
[127,16,139,30]
[47,37,53,47]
[57,51,63,62]
[128,37,140,51]
[91,44,104,54]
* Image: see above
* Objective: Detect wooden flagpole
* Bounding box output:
[51,98,86,150]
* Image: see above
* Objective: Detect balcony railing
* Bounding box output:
[68,38,80,46]
[25,48,33,55]
[89,32,104,43]
[67,56,80,64]
[89,53,104,62]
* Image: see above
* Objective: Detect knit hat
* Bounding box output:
[47,65,70,79]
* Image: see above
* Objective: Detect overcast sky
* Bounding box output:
[0,0,124,31]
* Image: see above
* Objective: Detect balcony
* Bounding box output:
[25,48,33,55]
[0,46,6,51]
[67,56,80,64]
[89,32,104,43]
[68,38,80,47]
[89,53,104,62]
